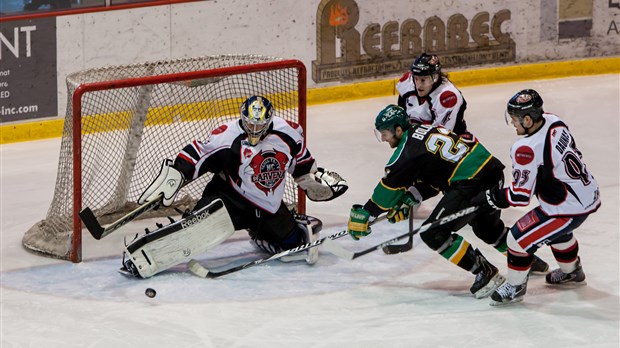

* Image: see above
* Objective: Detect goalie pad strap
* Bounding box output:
[125,199,234,278]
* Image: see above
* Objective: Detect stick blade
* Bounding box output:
[187,259,210,278]
[321,238,355,260]
[382,243,413,254]
[79,207,105,240]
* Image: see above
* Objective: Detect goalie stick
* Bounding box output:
[382,206,415,254]
[188,215,388,278]
[322,205,480,261]
[80,193,163,240]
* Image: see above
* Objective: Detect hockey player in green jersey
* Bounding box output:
[347,105,547,298]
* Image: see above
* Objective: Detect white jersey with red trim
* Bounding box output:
[504,113,600,216]
[395,72,468,135]
[176,117,314,214]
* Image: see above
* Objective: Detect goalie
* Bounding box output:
[121,95,348,278]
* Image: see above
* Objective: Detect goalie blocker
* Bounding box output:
[121,199,234,278]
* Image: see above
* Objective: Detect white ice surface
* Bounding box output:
[1,75,619,347]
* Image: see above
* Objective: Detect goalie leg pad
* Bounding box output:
[123,199,234,278]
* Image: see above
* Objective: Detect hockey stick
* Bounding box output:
[187,215,389,278]
[80,193,163,240]
[322,205,479,261]
[382,205,415,254]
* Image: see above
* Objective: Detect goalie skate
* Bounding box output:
[279,215,323,264]
[122,199,234,278]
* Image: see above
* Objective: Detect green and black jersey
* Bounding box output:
[364,124,500,216]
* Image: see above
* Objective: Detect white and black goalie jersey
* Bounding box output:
[174,117,315,214]
[502,113,600,216]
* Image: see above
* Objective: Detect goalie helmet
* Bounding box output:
[506,89,544,122]
[240,95,274,146]
[375,105,409,133]
[410,53,441,76]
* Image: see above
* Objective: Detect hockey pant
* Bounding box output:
[195,175,304,253]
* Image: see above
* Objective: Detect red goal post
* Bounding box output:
[23,55,308,262]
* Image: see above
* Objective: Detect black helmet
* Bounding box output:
[410,53,441,76]
[507,89,544,121]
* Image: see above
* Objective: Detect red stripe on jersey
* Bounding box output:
[508,191,529,206]
[177,152,194,164]
[512,186,531,194]
[518,217,571,249]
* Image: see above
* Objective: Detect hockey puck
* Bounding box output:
[145,288,157,298]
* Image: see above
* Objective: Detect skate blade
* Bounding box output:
[118,267,141,279]
[489,296,525,306]
[545,280,587,288]
[474,274,506,299]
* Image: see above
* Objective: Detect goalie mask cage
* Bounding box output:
[23,55,307,262]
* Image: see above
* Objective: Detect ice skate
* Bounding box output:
[118,257,141,278]
[470,249,506,299]
[545,257,586,286]
[529,254,549,275]
[490,280,528,306]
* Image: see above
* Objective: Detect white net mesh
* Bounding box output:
[23,55,305,261]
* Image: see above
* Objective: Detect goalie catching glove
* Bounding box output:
[295,167,348,202]
[138,159,186,207]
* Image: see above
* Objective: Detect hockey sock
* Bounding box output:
[507,248,533,285]
[438,234,476,272]
[550,236,580,273]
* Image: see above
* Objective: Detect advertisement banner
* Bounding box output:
[312,0,516,83]
[0,17,57,122]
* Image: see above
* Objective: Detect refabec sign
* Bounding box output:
[312,0,516,83]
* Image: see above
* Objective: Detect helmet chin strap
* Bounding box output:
[520,120,531,134]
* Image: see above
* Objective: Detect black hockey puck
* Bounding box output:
[145,288,157,298]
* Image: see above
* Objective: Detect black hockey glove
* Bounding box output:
[471,185,509,210]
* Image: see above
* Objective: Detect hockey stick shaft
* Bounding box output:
[323,205,479,260]
[80,193,163,240]
[382,205,415,254]
[188,230,349,278]
[188,215,389,278]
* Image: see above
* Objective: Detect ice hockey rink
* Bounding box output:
[1,74,619,347]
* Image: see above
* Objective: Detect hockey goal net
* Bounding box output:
[23,55,307,262]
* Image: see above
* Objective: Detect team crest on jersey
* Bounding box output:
[440,91,457,108]
[515,145,534,165]
[247,149,289,195]
[243,148,253,159]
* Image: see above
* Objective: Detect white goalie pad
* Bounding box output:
[295,167,348,202]
[124,199,234,278]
